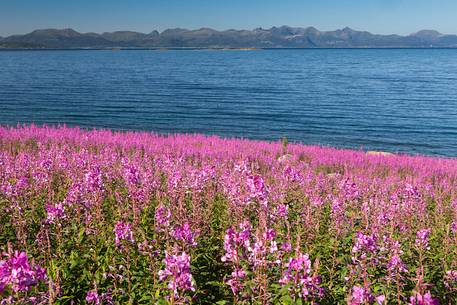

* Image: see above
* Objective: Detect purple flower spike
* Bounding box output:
[159,251,195,298]
[113,221,135,247]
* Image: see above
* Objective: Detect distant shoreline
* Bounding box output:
[2,27,457,49]
[2,46,457,51]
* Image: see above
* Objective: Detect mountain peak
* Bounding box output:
[412,30,442,39]
[101,31,147,43]
[196,27,216,32]
[102,30,143,35]
[341,27,356,32]
[31,28,80,36]
[148,30,160,36]
[161,28,189,35]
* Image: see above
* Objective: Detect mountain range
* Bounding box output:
[1,26,457,49]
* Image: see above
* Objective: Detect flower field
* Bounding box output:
[0,125,456,304]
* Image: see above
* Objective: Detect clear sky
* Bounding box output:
[1,0,456,37]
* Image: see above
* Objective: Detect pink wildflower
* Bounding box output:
[85,290,100,304]
[409,291,439,305]
[158,252,195,297]
[280,252,323,301]
[155,205,171,231]
[113,221,135,247]
[172,223,198,247]
[45,202,65,224]
[0,251,46,294]
[415,228,431,250]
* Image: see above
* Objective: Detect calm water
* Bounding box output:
[1,49,457,157]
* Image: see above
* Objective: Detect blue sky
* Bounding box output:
[1,0,456,36]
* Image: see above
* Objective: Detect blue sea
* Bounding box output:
[1,49,457,156]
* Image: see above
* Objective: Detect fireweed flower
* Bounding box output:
[154,204,171,231]
[226,268,246,295]
[64,181,84,206]
[350,286,372,305]
[246,175,268,206]
[244,228,279,266]
[0,296,14,304]
[84,168,104,193]
[270,240,279,254]
[137,240,159,256]
[221,221,252,264]
[283,165,301,181]
[221,221,266,296]
[444,270,457,290]
[123,163,141,186]
[352,232,378,262]
[350,233,385,304]
[0,262,6,294]
[403,183,421,200]
[247,239,268,268]
[408,291,439,305]
[85,290,100,304]
[45,202,65,224]
[387,254,408,276]
[221,228,238,264]
[263,228,276,241]
[158,252,195,297]
[237,221,252,246]
[171,223,198,247]
[349,286,385,305]
[376,295,386,304]
[233,160,251,175]
[415,228,431,250]
[272,203,289,219]
[0,251,46,294]
[113,221,135,247]
[383,238,408,279]
[279,252,323,301]
[281,242,293,252]
[222,223,285,298]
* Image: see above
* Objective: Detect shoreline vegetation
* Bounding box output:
[0,125,456,304]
